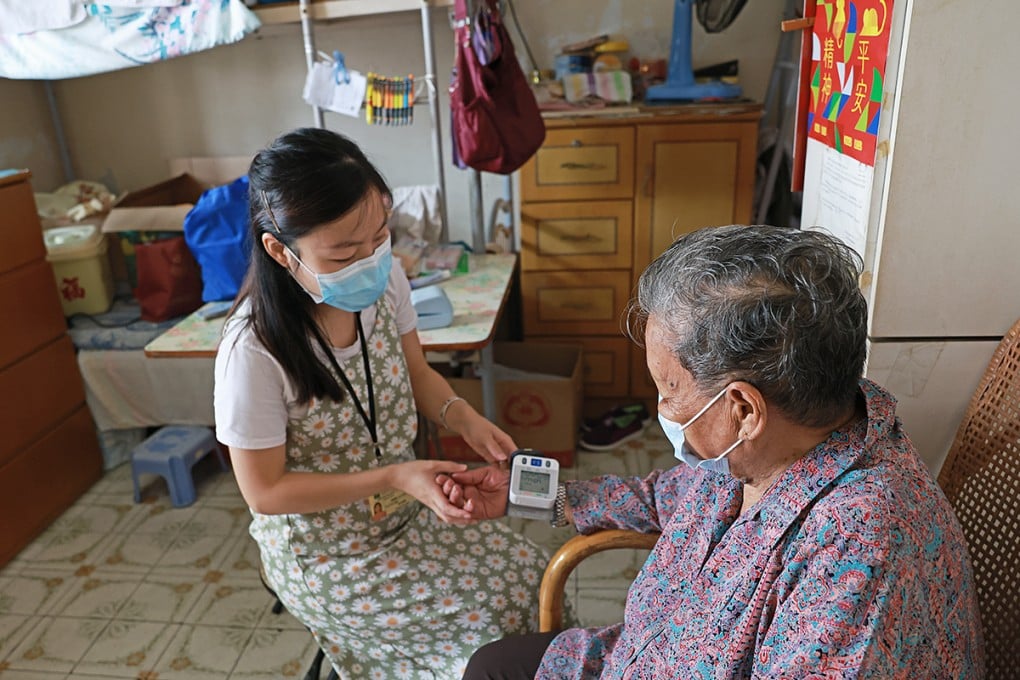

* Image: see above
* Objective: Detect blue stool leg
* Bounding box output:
[168,455,197,507]
[131,463,143,503]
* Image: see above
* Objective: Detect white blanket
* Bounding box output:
[0,0,259,79]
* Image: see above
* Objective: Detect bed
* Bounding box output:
[0,0,260,80]
[67,289,215,469]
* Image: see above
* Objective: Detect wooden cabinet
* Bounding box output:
[520,105,760,399]
[0,171,103,567]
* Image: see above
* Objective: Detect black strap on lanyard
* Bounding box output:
[318,312,380,460]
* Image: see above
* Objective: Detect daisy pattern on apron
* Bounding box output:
[252,297,549,679]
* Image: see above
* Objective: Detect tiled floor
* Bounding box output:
[0,424,675,679]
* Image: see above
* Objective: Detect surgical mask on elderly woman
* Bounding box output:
[658,386,743,475]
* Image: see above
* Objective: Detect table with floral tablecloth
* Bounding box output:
[143,253,518,357]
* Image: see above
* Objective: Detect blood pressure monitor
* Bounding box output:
[507,450,560,521]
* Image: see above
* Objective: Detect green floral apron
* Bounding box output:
[252,298,547,679]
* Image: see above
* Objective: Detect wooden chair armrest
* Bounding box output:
[539,529,660,632]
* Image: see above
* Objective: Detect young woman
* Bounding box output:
[214,128,549,679]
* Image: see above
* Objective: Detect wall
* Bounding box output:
[38,0,781,243]
[0,79,65,191]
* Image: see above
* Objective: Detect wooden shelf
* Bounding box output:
[255,0,452,25]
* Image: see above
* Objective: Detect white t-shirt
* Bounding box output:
[214,266,417,450]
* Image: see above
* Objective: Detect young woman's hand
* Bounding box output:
[436,465,511,520]
[389,460,474,524]
[449,408,517,463]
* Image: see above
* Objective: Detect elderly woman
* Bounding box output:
[444,225,984,679]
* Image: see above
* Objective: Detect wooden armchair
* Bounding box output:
[539,529,660,632]
[937,318,1020,679]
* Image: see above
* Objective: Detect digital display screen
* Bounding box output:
[518,469,551,494]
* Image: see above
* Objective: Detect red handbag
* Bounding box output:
[133,235,204,322]
[450,0,545,175]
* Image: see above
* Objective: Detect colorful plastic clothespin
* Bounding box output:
[331,50,350,84]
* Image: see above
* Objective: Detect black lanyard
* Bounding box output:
[318,312,380,460]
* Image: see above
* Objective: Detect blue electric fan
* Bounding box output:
[646,0,749,102]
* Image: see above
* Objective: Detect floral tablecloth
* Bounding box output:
[144,253,518,357]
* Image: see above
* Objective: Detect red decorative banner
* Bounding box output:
[807,0,893,166]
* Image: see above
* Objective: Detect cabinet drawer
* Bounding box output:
[0,178,46,274]
[521,201,633,271]
[522,270,632,336]
[0,405,102,567]
[543,335,630,397]
[521,127,634,201]
[0,259,66,370]
[0,335,85,465]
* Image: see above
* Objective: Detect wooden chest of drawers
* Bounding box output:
[0,171,103,567]
[519,104,761,398]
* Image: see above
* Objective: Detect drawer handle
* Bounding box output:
[560,162,606,171]
[558,233,599,243]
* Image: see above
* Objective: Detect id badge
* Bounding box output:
[368,489,414,521]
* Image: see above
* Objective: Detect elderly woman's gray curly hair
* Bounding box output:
[627,225,867,428]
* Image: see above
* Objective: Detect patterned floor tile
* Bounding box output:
[256,604,309,633]
[118,573,206,624]
[151,624,252,680]
[23,530,117,572]
[3,616,108,675]
[217,535,263,585]
[86,464,136,498]
[0,669,70,679]
[177,499,250,538]
[0,615,41,666]
[125,501,200,538]
[90,532,172,576]
[228,627,319,679]
[0,570,78,617]
[47,570,143,620]
[184,579,276,629]
[73,619,177,678]
[148,528,238,577]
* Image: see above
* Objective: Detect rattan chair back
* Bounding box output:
[937,318,1020,679]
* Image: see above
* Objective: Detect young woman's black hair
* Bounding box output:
[234,127,391,404]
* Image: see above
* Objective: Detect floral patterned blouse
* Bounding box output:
[539,379,984,679]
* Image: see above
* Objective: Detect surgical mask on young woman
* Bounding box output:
[658,386,743,475]
[288,239,392,312]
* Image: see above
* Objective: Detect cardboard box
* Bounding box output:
[100,174,207,285]
[167,156,251,188]
[430,342,583,466]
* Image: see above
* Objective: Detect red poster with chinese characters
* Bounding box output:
[807,0,893,166]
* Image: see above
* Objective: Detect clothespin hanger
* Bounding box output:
[332,50,350,84]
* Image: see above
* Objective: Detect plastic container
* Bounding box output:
[43,224,114,316]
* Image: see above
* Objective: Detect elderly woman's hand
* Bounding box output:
[436,465,511,520]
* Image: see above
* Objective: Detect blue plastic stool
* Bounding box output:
[131,425,227,507]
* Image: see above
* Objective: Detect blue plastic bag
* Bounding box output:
[183,176,251,302]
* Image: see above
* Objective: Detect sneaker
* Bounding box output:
[581,403,650,432]
[579,403,652,451]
